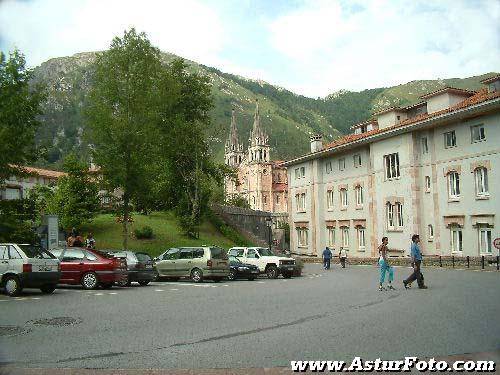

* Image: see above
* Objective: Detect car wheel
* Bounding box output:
[101,283,113,289]
[81,272,99,290]
[228,270,237,281]
[138,280,150,286]
[40,284,57,294]
[266,265,278,279]
[190,268,203,283]
[5,276,22,297]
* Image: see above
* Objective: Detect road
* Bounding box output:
[1,264,499,371]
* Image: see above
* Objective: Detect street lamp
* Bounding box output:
[265,216,273,252]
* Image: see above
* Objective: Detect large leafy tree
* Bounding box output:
[49,154,100,230]
[0,49,45,183]
[85,29,169,249]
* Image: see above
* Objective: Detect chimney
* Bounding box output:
[310,134,323,153]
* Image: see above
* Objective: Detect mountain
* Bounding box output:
[30,51,497,167]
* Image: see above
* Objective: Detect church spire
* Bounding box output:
[224,108,244,166]
[249,99,268,147]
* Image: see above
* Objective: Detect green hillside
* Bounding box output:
[80,211,238,257]
[30,50,497,167]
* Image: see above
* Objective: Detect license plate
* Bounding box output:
[145,264,152,268]
[287,267,294,270]
[251,270,259,273]
[39,266,52,272]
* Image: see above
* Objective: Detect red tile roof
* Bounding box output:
[323,88,500,152]
[419,86,475,99]
[480,75,500,84]
[14,165,66,179]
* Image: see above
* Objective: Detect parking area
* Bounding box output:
[1,263,499,371]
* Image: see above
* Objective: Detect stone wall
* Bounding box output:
[212,204,289,249]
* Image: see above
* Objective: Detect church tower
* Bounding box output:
[224,108,244,167]
[248,99,270,163]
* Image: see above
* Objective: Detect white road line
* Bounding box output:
[169,288,179,291]
[30,297,41,300]
[257,281,266,284]
[108,292,117,295]
[155,289,165,292]
[93,293,104,296]
[222,285,229,287]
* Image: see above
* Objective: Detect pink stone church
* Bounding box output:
[224,100,288,213]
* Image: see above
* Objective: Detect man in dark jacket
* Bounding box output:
[322,247,333,270]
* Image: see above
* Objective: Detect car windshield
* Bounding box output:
[257,248,275,256]
[94,250,115,259]
[19,245,56,259]
[229,256,242,264]
[210,247,228,259]
[136,253,151,262]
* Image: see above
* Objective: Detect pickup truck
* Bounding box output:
[227,246,297,278]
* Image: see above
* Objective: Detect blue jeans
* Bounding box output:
[379,258,394,284]
[323,258,331,269]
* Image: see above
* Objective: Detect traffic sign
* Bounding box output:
[493,238,500,250]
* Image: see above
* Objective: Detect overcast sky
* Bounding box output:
[1,0,499,98]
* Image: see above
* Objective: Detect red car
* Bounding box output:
[50,247,127,289]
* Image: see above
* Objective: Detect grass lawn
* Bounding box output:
[80,211,238,257]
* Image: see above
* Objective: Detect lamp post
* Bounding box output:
[265,216,273,252]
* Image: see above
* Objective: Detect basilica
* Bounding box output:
[224,100,288,213]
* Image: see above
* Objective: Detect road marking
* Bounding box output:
[211,285,218,288]
[257,281,266,284]
[155,289,165,292]
[222,285,229,287]
[30,297,41,300]
[169,288,179,291]
[93,293,104,296]
[108,292,117,295]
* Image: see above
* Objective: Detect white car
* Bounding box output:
[0,243,61,296]
[227,247,297,279]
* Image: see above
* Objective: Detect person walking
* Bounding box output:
[378,237,395,291]
[322,246,333,270]
[339,248,347,268]
[403,234,427,289]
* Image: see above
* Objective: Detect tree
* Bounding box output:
[85,28,168,249]
[49,154,99,230]
[0,49,45,184]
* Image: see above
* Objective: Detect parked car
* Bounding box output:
[0,243,61,297]
[228,256,260,281]
[110,251,155,286]
[50,247,127,289]
[227,247,297,278]
[154,246,229,283]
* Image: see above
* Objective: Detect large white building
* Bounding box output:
[283,76,500,258]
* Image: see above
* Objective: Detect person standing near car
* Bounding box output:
[322,246,333,270]
[378,237,395,291]
[85,233,96,249]
[339,247,347,268]
[404,234,427,289]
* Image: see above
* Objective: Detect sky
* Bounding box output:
[1,0,499,98]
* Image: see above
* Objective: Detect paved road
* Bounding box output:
[1,264,499,371]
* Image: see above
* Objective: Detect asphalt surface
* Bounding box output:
[0,264,499,371]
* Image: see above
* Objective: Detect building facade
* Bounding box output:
[283,76,500,258]
[0,166,65,200]
[224,101,288,213]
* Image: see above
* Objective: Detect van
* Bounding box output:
[154,246,229,283]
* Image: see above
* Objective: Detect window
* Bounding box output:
[63,249,85,260]
[326,190,334,210]
[165,248,180,260]
[450,226,463,253]
[357,228,366,250]
[428,224,434,240]
[300,167,305,178]
[396,203,404,227]
[247,249,258,258]
[340,188,348,208]
[353,154,361,167]
[338,158,345,171]
[263,195,267,204]
[296,193,306,212]
[421,137,428,154]
[327,227,336,246]
[425,176,431,192]
[325,161,333,174]
[444,131,456,148]
[275,195,280,204]
[297,228,308,247]
[295,168,300,179]
[85,251,97,261]
[0,245,8,259]
[179,249,193,259]
[474,167,489,196]
[355,185,363,205]
[448,171,460,198]
[478,225,492,254]
[341,227,349,248]
[384,153,400,179]
[471,125,485,143]
[387,203,394,229]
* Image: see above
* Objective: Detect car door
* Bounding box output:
[245,248,260,269]
[157,248,179,276]
[0,245,9,278]
[176,249,193,276]
[60,248,86,283]
[8,245,24,274]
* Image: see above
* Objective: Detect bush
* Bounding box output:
[134,225,154,239]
